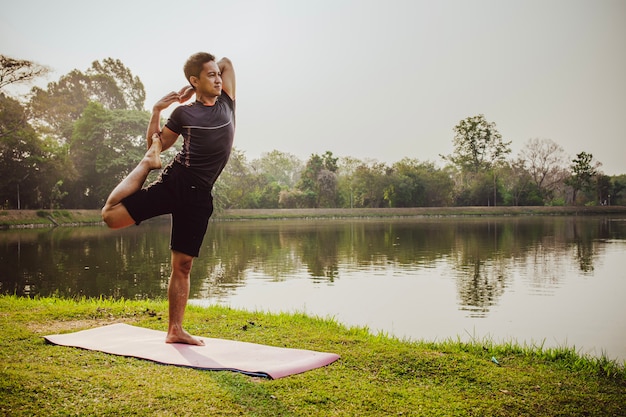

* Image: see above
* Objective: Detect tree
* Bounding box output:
[87,58,145,111]
[28,59,145,144]
[37,136,74,208]
[214,148,261,209]
[29,69,92,142]
[350,162,391,208]
[0,55,49,92]
[444,114,511,206]
[317,169,338,208]
[296,151,339,208]
[0,93,40,208]
[336,156,364,208]
[565,152,600,204]
[253,150,303,188]
[383,159,453,207]
[454,171,494,206]
[66,102,149,208]
[19,58,149,208]
[595,174,611,205]
[446,114,511,173]
[215,149,304,209]
[384,159,423,207]
[0,93,67,209]
[519,138,569,204]
[500,159,543,206]
[609,175,626,206]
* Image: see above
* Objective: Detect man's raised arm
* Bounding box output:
[218,57,236,100]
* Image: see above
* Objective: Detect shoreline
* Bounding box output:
[2,206,626,228]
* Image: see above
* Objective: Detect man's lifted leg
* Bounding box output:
[101,134,162,229]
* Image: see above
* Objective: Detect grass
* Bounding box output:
[217,206,626,221]
[0,209,104,227]
[1,296,624,416]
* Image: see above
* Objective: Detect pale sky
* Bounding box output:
[1,0,625,174]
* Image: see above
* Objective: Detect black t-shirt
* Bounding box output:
[165,93,235,188]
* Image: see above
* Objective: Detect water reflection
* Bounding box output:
[1,216,623,312]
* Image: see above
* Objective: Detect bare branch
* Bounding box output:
[0,55,50,91]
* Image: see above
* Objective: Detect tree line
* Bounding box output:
[1,54,624,210]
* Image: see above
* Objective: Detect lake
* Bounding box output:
[2,215,625,361]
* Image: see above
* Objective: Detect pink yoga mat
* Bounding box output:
[44,323,340,379]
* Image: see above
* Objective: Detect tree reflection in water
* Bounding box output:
[1,216,624,318]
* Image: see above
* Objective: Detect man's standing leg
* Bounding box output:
[101,135,162,229]
[166,250,205,346]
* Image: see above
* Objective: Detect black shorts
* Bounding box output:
[121,165,214,257]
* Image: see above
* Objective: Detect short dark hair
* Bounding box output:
[183,52,216,85]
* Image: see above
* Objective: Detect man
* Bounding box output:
[101,52,236,345]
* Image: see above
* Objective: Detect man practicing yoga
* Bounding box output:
[101,52,236,345]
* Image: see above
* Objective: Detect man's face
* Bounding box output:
[194,60,222,97]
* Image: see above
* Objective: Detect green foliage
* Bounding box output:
[445,115,512,207]
[446,114,511,173]
[347,161,391,208]
[87,58,146,111]
[565,152,600,205]
[254,150,303,188]
[595,174,611,205]
[296,151,339,208]
[28,58,146,144]
[65,102,149,208]
[384,159,454,207]
[29,69,92,141]
[0,93,39,208]
[609,174,626,205]
[454,171,495,206]
[0,58,147,209]
[0,93,69,209]
[214,148,262,209]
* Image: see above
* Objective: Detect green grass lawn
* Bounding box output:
[1,296,624,416]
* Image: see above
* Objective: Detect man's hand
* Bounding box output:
[147,86,193,149]
[153,91,181,112]
[153,86,194,112]
[178,85,195,103]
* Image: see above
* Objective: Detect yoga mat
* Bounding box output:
[44,323,339,379]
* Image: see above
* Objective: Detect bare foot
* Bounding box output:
[144,134,162,170]
[166,328,206,346]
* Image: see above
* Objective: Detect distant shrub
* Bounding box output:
[548,198,565,206]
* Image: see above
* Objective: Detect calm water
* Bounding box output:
[2,216,625,361]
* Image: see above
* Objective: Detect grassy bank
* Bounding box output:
[2,206,626,227]
[217,206,626,220]
[1,296,624,416]
[0,209,104,228]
